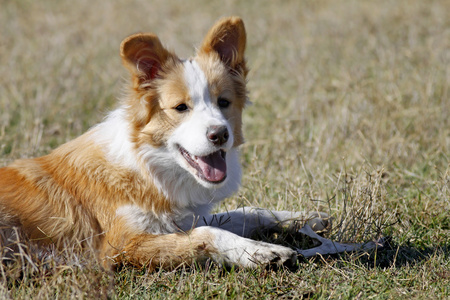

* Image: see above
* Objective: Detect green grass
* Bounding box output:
[1,0,449,298]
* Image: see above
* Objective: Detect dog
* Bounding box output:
[0,17,377,271]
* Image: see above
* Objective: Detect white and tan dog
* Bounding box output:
[0,17,376,271]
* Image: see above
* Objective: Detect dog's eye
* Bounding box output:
[217,97,230,108]
[175,104,188,112]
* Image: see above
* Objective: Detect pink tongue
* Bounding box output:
[196,151,227,182]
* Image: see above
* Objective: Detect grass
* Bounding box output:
[1,0,449,298]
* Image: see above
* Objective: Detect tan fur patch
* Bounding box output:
[136,62,193,148]
[103,220,217,271]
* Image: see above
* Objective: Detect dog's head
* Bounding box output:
[120,17,248,191]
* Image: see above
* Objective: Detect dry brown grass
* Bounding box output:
[1,0,449,298]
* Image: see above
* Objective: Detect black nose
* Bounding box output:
[207,125,229,146]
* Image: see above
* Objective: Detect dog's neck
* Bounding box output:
[90,107,242,219]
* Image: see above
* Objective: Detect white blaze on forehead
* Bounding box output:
[172,59,234,158]
[183,59,211,106]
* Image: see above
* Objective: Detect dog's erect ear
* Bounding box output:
[120,33,175,87]
[200,17,247,72]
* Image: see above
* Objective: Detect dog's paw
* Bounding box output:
[250,242,297,270]
[223,239,297,269]
[205,226,297,270]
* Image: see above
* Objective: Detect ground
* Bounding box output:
[0,0,449,298]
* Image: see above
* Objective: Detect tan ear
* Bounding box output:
[199,17,247,71]
[120,33,175,86]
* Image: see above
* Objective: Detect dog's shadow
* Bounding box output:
[294,236,450,270]
[252,226,449,270]
[358,239,450,269]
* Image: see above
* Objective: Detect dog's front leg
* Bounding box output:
[196,207,330,238]
[191,208,384,259]
[101,224,296,270]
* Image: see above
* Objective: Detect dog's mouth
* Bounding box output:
[179,147,227,184]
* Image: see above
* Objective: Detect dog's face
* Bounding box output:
[120,17,248,189]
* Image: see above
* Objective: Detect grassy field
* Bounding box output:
[1,0,449,298]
